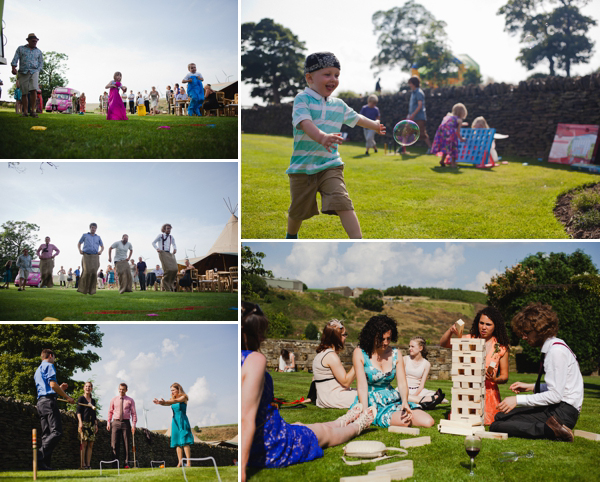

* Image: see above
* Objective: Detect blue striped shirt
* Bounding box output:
[287,88,359,175]
[11,45,44,74]
[79,233,103,254]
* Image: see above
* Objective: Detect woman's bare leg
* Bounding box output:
[86,441,94,467]
[183,445,192,466]
[176,446,183,467]
[305,422,359,449]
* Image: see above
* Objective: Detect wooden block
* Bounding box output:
[452,393,483,404]
[439,419,474,429]
[452,354,484,364]
[455,319,465,337]
[477,431,508,440]
[574,430,600,441]
[375,460,413,471]
[388,426,420,436]
[341,475,391,482]
[368,468,413,481]
[451,367,485,377]
[399,436,430,448]
[438,424,485,436]
[453,375,485,383]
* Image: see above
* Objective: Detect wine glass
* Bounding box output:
[464,435,482,476]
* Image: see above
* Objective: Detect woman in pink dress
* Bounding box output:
[105,72,128,120]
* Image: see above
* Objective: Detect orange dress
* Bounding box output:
[464,335,507,425]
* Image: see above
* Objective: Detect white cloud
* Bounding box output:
[272,243,466,289]
[197,412,220,428]
[465,269,501,293]
[161,338,179,357]
[102,348,126,376]
[187,377,213,406]
[179,334,189,340]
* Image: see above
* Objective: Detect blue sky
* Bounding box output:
[2,0,238,101]
[2,162,238,272]
[73,324,238,431]
[244,241,600,291]
[241,0,600,105]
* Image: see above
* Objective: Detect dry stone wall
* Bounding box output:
[242,74,600,159]
[0,396,237,470]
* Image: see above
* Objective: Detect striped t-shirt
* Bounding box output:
[287,87,359,175]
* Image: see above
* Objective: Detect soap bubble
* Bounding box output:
[393,120,420,146]
[547,25,556,34]
[524,34,535,47]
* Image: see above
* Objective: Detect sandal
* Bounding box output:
[418,396,437,410]
[338,403,363,427]
[352,406,377,434]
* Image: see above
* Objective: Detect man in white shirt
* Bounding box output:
[151,224,177,291]
[492,303,583,442]
[108,234,133,294]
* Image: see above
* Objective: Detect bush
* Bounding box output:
[355,293,384,312]
[571,190,600,212]
[304,322,319,340]
[265,312,294,338]
[303,283,308,291]
[241,273,270,298]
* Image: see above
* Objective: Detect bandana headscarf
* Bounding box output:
[304,52,341,75]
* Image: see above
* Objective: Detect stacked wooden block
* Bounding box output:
[450,337,487,425]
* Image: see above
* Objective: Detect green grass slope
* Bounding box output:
[242,133,598,238]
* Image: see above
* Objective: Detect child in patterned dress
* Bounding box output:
[431,103,468,168]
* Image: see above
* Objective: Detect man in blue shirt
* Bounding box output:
[77,223,104,295]
[74,266,81,289]
[407,76,432,154]
[11,33,44,118]
[136,257,147,291]
[34,348,75,470]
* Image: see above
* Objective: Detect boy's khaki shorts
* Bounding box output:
[288,165,354,221]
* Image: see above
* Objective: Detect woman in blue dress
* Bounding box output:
[153,383,195,467]
[241,302,375,482]
[351,315,435,429]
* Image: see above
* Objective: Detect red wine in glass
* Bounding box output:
[466,447,481,459]
[464,436,482,476]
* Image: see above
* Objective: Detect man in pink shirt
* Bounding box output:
[107,383,137,468]
[36,236,60,288]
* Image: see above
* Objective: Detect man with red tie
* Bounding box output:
[492,303,584,441]
[107,383,137,467]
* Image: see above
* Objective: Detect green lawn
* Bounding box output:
[0,108,237,158]
[0,288,238,321]
[242,133,599,238]
[0,466,238,481]
[246,371,600,481]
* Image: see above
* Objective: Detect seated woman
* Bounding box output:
[312,319,357,409]
[351,315,435,428]
[440,306,510,425]
[278,349,295,372]
[241,302,375,482]
[178,259,194,291]
[404,336,446,409]
[202,92,219,111]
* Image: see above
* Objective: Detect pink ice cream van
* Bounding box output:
[45,87,80,112]
[14,260,42,288]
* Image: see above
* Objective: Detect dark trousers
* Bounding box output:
[111,419,131,465]
[147,272,156,287]
[37,396,62,466]
[139,271,146,290]
[75,276,80,288]
[144,100,149,112]
[129,101,135,114]
[490,401,579,440]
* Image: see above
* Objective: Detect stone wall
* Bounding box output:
[262,339,519,380]
[242,74,600,159]
[0,396,237,470]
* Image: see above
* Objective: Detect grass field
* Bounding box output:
[0,288,238,321]
[0,108,238,158]
[241,134,599,238]
[246,371,600,481]
[0,466,238,481]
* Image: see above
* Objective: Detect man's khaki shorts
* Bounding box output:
[18,71,39,93]
[288,165,354,221]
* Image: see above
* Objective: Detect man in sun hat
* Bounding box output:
[11,33,44,118]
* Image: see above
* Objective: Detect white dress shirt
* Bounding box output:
[517,337,584,412]
[152,233,176,252]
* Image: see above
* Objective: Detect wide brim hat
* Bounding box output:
[26,33,39,40]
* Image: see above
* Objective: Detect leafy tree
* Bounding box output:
[0,325,103,404]
[384,284,421,297]
[371,1,456,86]
[304,322,319,340]
[302,283,308,291]
[265,312,294,338]
[241,245,273,297]
[336,90,360,98]
[7,51,69,103]
[242,18,306,104]
[0,221,40,280]
[498,0,596,77]
[355,292,384,312]
[462,66,482,85]
[486,250,600,374]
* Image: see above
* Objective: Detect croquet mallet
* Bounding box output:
[57,398,97,410]
[32,428,37,481]
[132,431,137,468]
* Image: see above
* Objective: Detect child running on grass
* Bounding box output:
[359,94,381,155]
[105,71,128,120]
[182,62,204,116]
[286,52,386,239]
[430,103,467,168]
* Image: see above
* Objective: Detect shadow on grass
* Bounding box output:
[431,166,463,175]
[583,382,600,398]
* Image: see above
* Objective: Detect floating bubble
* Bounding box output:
[524,34,535,46]
[393,120,420,146]
[547,25,556,35]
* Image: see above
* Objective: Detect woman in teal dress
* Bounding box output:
[153,383,194,467]
[351,315,435,428]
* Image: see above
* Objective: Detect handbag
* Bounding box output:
[342,440,408,465]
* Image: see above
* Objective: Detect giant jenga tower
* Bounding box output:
[450,337,486,426]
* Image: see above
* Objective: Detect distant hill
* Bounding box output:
[154,424,237,442]
[252,289,487,344]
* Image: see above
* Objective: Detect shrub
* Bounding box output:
[571,190,600,212]
[242,273,269,298]
[265,312,293,338]
[355,293,384,312]
[304,322,319,340]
